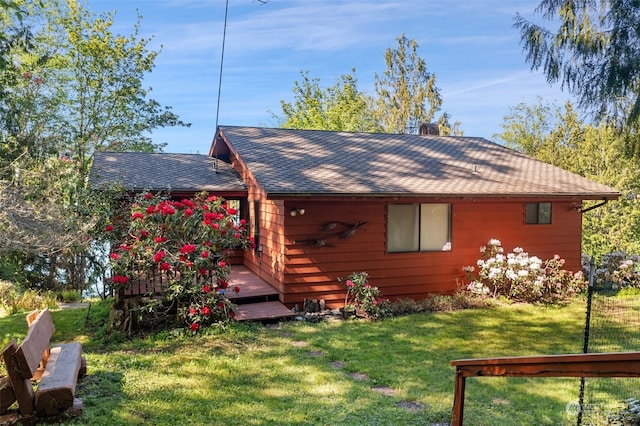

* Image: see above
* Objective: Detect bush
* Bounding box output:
[340,272,391,319]
[593,251,640,288]
[463,239,586,304]
[107,192,253,333]
[0,281,58,315]
[57,289,82,303]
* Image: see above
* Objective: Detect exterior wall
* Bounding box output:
[266,197,583,308]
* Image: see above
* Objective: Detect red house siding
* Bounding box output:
[244,197,584,308]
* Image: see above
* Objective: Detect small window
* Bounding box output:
[525,202,552,224]
[388,203,451,252]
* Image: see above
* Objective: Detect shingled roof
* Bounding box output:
[217,126,619,199]
[90,151,246,193]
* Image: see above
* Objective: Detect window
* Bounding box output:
[525,202,552,224]
[387,203,451,252]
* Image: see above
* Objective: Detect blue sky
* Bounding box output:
[87,0,571,154]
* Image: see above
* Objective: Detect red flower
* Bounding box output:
[182,199,195,208]
[211,223,220,230]
[189,308,198,316]
[200,306,211,316]
[140,230,149,238]
[131,212,144,220]
[153,250,166,263]
[219,279,228,289]
[233,286,240,293]
[113,275,128,284]
[144,192,153,199]
[227,207,238,215]
[119,244,131,251]
[180,244,196,254]
[207,195,217,202]
[160,262,171,271]
[184,208,194,217]
[199,268,208,276]
[105,224,113,232]
[200,250,209,259]
[218,260,226,268]
[240,219,247,226]
[154,236,167,243]
[161,204,175,215]
[109,253,119,260]
[146,205,156,214]
[229,311,235,319]
[190,322,200,331]
[202,285,212,293]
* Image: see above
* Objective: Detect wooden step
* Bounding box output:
[227,266,279,302]
[234,301,295,322]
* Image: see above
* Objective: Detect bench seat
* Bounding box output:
[35,342,83,416]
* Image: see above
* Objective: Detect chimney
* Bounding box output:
[419,123,439,136]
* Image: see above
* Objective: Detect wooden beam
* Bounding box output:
[450,351,640,425]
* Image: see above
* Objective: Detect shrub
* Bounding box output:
[340,272,390,319]
[107,192,253,333]
[593,251,640,288]
[57,289,82,303]
[0,283,58,315]
[463,239,586,304]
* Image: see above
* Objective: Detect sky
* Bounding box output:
[86,0,572,154]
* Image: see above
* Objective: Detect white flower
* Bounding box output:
[488,239,502,247]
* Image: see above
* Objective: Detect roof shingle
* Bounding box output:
[90,151,246,193]
[218,126,619,199]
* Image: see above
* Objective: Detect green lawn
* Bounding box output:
[0,298,623,425]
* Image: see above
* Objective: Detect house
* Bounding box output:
[90,125,620,308]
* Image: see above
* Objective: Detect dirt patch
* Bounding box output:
[349,372,369,381]
[291,340,308,347]
[331,361,347,369]
[371,386,396,396]
[396,401,425,412]
[307,350,324,357]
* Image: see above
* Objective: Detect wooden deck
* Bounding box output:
[228,266,295,322]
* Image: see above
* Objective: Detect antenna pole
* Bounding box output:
[215,0,229,130]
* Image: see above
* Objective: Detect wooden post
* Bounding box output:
[451,370,466,426]
[2,340,35,416]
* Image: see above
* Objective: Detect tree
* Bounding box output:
[276,70,379,132]
[277,34,460,135]
[514,1,640,129]
[374,33,452,135]
[0,0,189,291]
[496,99,640,260]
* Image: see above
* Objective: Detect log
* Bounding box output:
[0,375,16,413]
[35,343,82,416]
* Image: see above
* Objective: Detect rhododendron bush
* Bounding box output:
[106,192,254,333]
[463,239,586,304]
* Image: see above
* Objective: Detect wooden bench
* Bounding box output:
[1,309,86,424]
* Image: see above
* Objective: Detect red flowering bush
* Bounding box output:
[106,192,254,333]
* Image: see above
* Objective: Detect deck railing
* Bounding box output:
[450,351,640,425]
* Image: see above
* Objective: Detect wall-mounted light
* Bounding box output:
[290,207,306,216]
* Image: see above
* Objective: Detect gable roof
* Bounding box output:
[216,125,620,199]
[90,151,246,193]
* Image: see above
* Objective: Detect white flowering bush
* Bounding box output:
[463,239,586,303]
[594,251,640,288]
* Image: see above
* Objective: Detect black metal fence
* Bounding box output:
[578,275,640,425]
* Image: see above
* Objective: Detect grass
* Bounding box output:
[0,297,631,425]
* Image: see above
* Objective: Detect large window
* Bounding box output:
[387,203,451,253]
[525,202,551,224]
